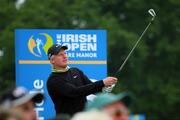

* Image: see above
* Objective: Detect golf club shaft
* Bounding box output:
[103,9,156,93]
[114,20,153,77]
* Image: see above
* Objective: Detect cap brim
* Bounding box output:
[99,93,132,108]
[116,93,132,107]
[12,92,44,107]
[61,46,68,50]
[54,46,68,55]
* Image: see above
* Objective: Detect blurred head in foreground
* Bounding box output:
[0,86,44,120]
[85,92,133,120]
[0,107,23,120]
[71,110,112,120]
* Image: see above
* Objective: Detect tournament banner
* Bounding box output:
[15,29,107,119]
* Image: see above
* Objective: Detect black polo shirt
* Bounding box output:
[46,67,104,115]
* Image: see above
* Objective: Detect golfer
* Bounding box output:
[46,44,117,116]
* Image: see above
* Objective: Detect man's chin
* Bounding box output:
[62,64,68,68]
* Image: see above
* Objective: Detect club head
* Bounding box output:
[148,9,156,21]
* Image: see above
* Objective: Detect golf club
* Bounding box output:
[114,9,156,76]
[104,9,156,93]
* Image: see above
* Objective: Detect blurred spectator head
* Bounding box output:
[71,110,112,120]
[0,86,44,120]
[85,92,132,120]
[49,113,71,120]
[0,107,23,120]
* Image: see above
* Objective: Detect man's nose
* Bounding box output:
[64,54,68,58]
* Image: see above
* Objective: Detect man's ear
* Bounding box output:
[50,55,55,64]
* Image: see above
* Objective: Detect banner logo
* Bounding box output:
[28,33,53,57]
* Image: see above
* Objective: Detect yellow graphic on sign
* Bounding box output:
[28,33,53,57]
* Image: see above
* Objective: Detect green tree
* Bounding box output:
[0,0,179,119]
[0,0,17,92]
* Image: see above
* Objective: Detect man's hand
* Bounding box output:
[103,77,118,87]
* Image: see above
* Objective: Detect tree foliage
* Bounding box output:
[0,0,179,119]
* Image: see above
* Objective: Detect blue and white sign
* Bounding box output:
[15,29,107,119]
